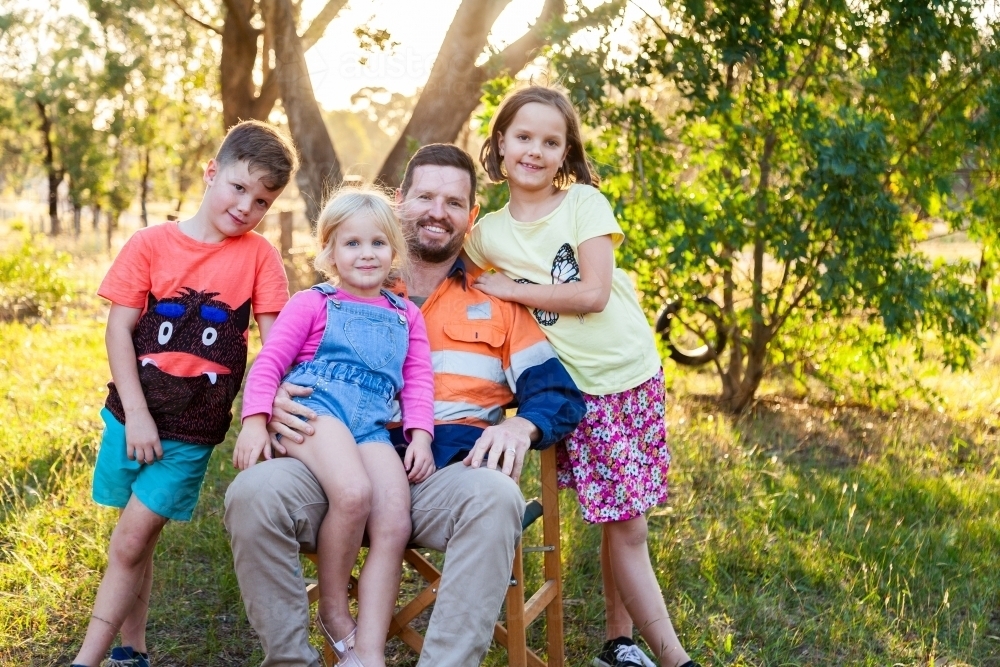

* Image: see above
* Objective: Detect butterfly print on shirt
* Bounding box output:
[515,242,581,326]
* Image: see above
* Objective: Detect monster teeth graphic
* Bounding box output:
[138,352,230,381]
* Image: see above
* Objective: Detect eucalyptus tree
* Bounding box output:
[162,0,622,220]
[554,0,999,411]
[1,11,99,235]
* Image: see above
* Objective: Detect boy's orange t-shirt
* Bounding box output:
[98,222,289,445]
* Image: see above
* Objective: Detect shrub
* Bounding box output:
[0,226,74,321]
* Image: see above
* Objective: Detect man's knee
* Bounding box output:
[455,470,524,537]
[224,458,326,541]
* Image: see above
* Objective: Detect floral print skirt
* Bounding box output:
[556,367,671,524]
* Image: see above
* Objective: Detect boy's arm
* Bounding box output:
[472,235,614,314]
[255,312,279,344]
[106,303,162,463]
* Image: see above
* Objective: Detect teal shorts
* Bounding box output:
[92,408,214,521]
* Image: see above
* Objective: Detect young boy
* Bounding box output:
[70,120,298,667]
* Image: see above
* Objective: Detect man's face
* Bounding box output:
[396,165,479,264]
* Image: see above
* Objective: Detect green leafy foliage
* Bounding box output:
[0,227,74,321]
[551,0,999,411]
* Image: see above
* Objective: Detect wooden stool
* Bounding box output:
[305,446,564,666]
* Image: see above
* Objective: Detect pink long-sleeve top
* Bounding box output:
[242,288,435,439]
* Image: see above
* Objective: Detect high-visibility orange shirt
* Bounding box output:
[387,258,585,467]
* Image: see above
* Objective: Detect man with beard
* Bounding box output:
[224,144,585,667]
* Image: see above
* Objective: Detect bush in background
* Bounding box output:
[0,222,74,321]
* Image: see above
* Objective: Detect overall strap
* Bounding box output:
[310,282,341,307]
[381,289,408,324]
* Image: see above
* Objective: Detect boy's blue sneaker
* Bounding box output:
[106,646,150,667]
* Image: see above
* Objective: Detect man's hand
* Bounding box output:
[234,415,272,470]
[404,429,436,483]
[266,382,316,455]
[462,416,539,482]
[125,408,162,464]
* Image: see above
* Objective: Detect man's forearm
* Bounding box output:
[514,358,586,449]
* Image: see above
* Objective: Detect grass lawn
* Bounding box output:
[1,266,999,665]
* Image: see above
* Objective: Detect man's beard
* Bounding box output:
[405,217,464,264]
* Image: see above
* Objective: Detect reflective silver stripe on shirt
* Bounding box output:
[391,400,504,425]
[432,350,507,385]
[506,340,558,388]
[433,400,504,425]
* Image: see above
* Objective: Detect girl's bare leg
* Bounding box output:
[604,516,691,667]
[283,416,370,643]
[352,443,412,667]
[602,527,634,640]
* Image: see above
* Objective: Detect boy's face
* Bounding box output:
[202,159,282,240]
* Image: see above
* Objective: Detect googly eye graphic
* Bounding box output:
[158,321,173,344]
[202,327,218,346]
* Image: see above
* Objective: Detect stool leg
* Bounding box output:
[541,446,565,667]
[506,543,528,667]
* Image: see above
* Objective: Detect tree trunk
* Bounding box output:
[721,132,777,413]
[140,147,151,227]
[723,342,768,413]
[270,0,343,223]
[73,205,82,236]
[376,0,568,187]
[220,0,275,127]
[176,167,194,212]
[977,243,991,295]
[106,210,114,252]
[35,100,62,236]
[92,204,102,231]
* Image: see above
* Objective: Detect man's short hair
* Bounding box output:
[215,120,299,192]
[400,144,477,206]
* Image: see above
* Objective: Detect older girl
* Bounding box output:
[465,87,700,667]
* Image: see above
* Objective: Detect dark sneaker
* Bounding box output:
[592,637,656,667]
[105,646,150,667]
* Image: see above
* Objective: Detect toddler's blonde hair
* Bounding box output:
[313,188,408,287]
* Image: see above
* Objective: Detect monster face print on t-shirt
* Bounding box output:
[106,288,252,445]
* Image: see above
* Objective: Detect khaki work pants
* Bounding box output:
[224,457,525,667]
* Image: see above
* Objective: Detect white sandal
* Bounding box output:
[316,613,358,663]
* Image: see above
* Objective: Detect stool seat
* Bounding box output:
[305,446,564,666]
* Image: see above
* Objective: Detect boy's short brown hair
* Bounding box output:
[215,120,299,192]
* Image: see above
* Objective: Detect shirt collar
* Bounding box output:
[391,256,468,301]
[447,256,466,279]
[448,257,467,290]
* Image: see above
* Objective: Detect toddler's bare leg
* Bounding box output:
[352,443,412,667]
[283,415,369,643]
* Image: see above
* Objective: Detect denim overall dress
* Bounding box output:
[282,283,409,445]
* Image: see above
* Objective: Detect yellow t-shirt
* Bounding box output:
[465,184,661,395]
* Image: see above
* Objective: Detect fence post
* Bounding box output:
[279,211,298,292]
[280,211,293,261]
